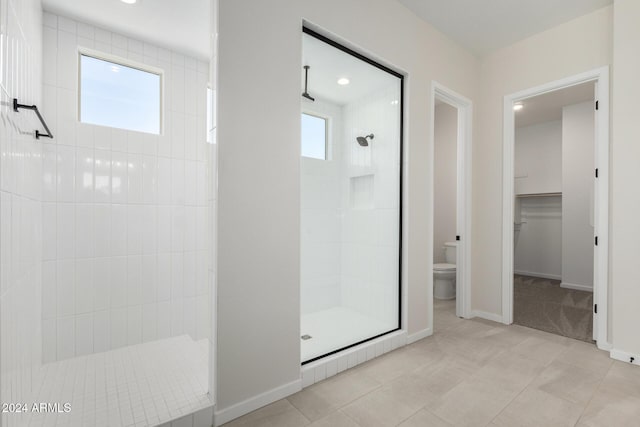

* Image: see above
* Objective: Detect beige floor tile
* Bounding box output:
[480,324,532,348]
[352,346,433,384]
[411,356,478,396]
[491,388,584,427]
[287,370,380,421]
[445,317,498,338]
[510,334,570,366]
[603,361,640,395]
[530,360,604,404]
[474,350,546,393]
[380,372,442,409]
[222,400,309,427]
[577,387,640,427]
[553,340,612,375]
[433,331,507,368]
[398,409,452,427]
[427,374,518,427]
[340,386,421,427]
[307,411,360,427]
[224,302,640,427]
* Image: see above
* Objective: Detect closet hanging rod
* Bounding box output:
[516,192,562,198]
[13,98,53,139]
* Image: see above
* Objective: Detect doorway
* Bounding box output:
[502,67,610,349]
[430,83,472,331]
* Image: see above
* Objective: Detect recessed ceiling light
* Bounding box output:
[513,103,524,111]
[121,0,137,4]
[391,100,399,105]
[111,65,120,73]
[337,78,350,86]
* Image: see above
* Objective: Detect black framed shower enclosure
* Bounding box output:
[301,25,404,365]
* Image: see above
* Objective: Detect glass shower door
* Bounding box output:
[300,28,403,363]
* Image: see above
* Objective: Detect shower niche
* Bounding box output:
[300,28,403,363]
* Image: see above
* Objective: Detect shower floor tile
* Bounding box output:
[301,307,395,362]
[26,335,212,427]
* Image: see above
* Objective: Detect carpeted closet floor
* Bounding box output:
[514,274,594,342]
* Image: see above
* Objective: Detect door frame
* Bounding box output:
[501,67,610,350]
[430,81,473,322]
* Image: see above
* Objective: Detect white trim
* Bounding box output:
[431,81,473,323]
[560,282,593,292]
[213,379,302,426]
[77,46,165,135]
[471,310,503,324]
[502,67,610,346]
[514,270,562,281]
[407,327,433,344]
[610,349,640,366]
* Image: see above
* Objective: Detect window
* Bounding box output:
[301,113,327,160]
[79,53,161,134]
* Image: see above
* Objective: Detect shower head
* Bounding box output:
[356,134,374,146]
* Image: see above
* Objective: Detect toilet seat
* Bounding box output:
[433,263,456,271]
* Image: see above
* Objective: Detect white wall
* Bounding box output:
[41,13,212,362]
[514,121,562,195]
[611,0,640,357]
[0,0,43,425]
[301,98,343,314]
[562,101,594,290]
[433,103,457,263]
[513,121,562,279]
[217,0,477,416]
[473,6,612,315]
[514,196,563,280]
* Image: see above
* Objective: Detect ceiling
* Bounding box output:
[42,0,210,60]
[515,81,595,128]
[398,0,612,56]
[302,33,399,106]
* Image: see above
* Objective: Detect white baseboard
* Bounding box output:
[407,327,432,344]
[471,310,504,324]
[214,379,301,426]
[610,348,640,366]
[560,282,593,292]
[514,270,561,281]
[597,340,613,351]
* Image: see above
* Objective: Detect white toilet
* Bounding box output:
[433,242,457,300]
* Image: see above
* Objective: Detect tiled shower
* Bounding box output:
[0,1,215,426]
[40,12,212,363]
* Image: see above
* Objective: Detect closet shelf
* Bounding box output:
[516,192,562,198]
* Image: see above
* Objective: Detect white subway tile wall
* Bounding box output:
[0,1,44,426]
[41,12,212,363]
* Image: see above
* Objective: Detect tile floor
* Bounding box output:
[25,336,212,427]
[223,299,640,427]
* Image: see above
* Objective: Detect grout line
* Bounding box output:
[573,361,613,426]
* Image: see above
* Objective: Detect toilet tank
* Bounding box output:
[444,242,457,264]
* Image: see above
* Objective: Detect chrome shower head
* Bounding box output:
[356,134,374,146]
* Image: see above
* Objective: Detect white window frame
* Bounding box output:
[77,47,165,135]
[301,111,329,160]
